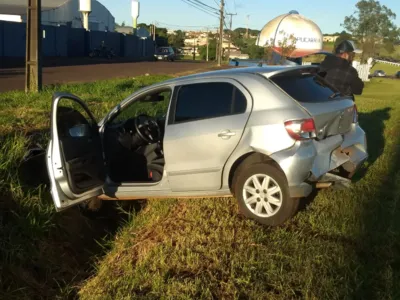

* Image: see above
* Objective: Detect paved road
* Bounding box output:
[0,60,223,93]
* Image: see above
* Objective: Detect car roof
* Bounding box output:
[157,65,319,86]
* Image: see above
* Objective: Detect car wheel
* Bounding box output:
[233,163,299,226]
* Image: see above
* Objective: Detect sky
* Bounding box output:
[98,0,400,34]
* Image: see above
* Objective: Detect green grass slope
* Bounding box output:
[1,74,399,299]
[78,79,400,299]
[0,76,172,299]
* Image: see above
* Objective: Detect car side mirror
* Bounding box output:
[69,123,91,137]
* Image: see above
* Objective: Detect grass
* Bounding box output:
[1,69,400,299]
[378,45,400,60]
[78,78,400,299]
[323,41,335,52]
[371,62,400,76]
[0,75,173,299]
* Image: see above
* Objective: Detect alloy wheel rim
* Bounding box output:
[242,174,283,218]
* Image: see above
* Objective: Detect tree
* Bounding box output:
[242,44,264,59]
[199,34,217,61]
[155,27,168,38]
[334,31,353,49]
[260,31,297,64]
[138,23,150,31]
[168,30,185,48]
[342,0,400,62]
[121,21,126,27]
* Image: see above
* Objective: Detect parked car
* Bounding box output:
[372,70,386,77]
[154,46,176,61]
[46,65,368,226]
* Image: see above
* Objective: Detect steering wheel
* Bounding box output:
[134,114,161,144]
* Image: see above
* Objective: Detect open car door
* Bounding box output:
[46,93,105,211]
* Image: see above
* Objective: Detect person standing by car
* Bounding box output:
[319,40,364,100]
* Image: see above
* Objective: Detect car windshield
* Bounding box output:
[157,48,170,54]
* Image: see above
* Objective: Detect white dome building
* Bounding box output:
[0,0,115,32]
[256,10,323,58]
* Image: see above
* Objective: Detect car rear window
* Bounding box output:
[271,73,338,103]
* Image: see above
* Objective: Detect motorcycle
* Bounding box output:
[89,43,116,59]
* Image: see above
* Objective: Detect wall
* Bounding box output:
[0,20,155,60]
[0,21,26,57]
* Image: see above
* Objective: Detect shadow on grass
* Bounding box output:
[358,107,391,165]
[0,129,145,299]
[297,107,391,212]
[351,115,400,298]
[350,107,391,182]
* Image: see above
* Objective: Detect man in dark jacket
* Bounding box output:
[319,40,364,99]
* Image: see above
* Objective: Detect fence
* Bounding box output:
[302,61,371,82]
[375,59,400,67]
[0,20,155,59]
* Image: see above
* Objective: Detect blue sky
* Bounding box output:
[99,0,400,33]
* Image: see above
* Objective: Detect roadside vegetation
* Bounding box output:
[1,69,399,299]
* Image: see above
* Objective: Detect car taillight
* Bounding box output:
[353,104,358,123]
[284,118,316,140]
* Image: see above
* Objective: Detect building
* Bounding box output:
[323,35,339,43]
[0,0,115,31]
[115,26,151,38]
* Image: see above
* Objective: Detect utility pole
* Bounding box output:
[193,38,196,61]
[226,13,237,61]
[246,15,250,38]
[25,0,42,93]
[217,0,224,66]
[216,39,219,62]
[206,30,209,62]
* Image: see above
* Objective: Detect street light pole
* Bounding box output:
[226,13,237,61]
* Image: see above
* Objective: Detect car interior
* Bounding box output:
[56,89,171,194]
[103,89,171,184]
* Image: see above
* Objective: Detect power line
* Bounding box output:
[181,0,219,18]
[189,0,219,12]
[233,0,237,13]
[183,0,219,14]
[156,21,219,28]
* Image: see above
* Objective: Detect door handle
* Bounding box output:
[218,130,236,139]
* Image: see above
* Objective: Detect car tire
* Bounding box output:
[233,163,299,226]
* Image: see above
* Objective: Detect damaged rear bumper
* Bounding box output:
[271,124,368,197]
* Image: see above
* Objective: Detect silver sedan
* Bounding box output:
[46,65,368,226]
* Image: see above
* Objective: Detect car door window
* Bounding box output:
[111,89,172,124]
[56,98,104,195]
[57,99,96,139]
[173,82,247,123]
